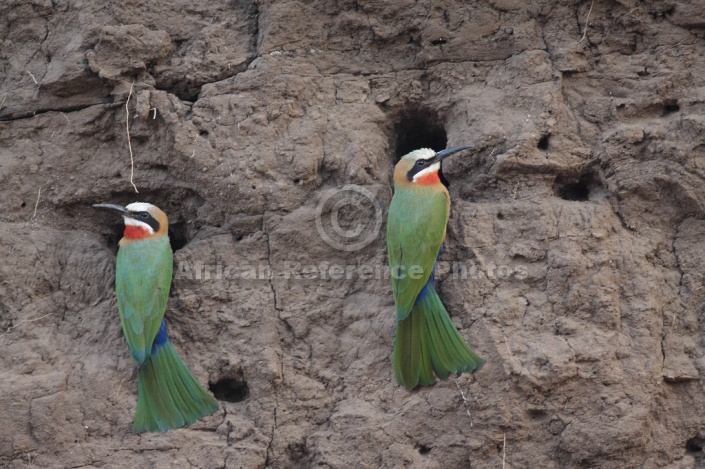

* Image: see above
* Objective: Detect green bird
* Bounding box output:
[387,146,485,390]
[94,202,218,432]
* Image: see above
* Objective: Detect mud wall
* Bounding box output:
[3,1,705,467]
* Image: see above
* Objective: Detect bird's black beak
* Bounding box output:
[431,145,474,164]
[93,203,130,217]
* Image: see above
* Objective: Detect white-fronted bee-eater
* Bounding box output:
[94,202,218,432]
[387,146,485,390]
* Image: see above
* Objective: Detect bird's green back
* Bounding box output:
[116,236,173,364]
[387,186,449,320]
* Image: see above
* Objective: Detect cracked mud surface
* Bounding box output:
[3,1,705,467]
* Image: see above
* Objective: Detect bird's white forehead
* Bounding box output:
[125,202,157,212]
[401,148,436,162]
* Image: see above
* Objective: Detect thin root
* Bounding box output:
[125,80,139,193]
[5,312,53,334]
[579,0,595,44]
[27,71,39,85]
[502,432,507,468]
[31,187,41,219]
[455,379,474,427]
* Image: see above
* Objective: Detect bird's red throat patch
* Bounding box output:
[123,225,152,240]
[414,170,441,185]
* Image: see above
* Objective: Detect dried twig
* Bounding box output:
[125,80,138,193]
[455,379,473,427]
[579,0,595,44]
[0,93,7,111]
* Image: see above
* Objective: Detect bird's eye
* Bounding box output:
[139,212,149,219]
[417,160,426,167]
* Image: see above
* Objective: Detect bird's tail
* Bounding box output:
[133,339,219,432]
[393,286,484,390]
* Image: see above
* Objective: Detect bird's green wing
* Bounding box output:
[115,236,173,364]
[387,187,448,321]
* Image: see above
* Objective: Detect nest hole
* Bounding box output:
[209,376,249,403]
[168,221,189,251]
[556,172,596,202]
[101,222,126,254]
[394,109,447,162]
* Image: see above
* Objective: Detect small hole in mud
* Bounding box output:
[663,99,679,115]
[537,134,550,150]
[287,441,308,461]
[210,377,249,403]
[686,437,704,453]
[497,212,504,220]
[417,444,431,455]
[169,221,189,251]
[199,130,209,137]
[293,178,301,185]
[394,109,447,161]
[20,201,26,208]
[430,38,447,46]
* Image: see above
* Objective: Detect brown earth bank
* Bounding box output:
[2,0,705,467]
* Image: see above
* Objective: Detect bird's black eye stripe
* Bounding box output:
[406,158,436,182]
[129,211,160,232]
